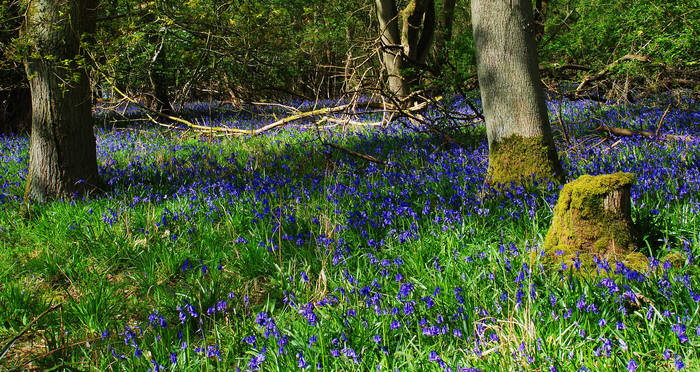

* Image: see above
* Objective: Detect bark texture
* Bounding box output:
[24,0,100,202]
[471,0,564,186]
[375,0,406,96]
[375,0,436,98]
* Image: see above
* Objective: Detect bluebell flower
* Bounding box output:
[297,352,308,369]
[248,352,266,371]
[675,357,684,370]
[342,347,358,362]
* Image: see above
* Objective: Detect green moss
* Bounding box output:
[544,173,644,273]
[487,135,564,187]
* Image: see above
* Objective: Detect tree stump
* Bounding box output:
[544,173,642,269]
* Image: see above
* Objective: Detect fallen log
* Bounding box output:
[595,125,696,142]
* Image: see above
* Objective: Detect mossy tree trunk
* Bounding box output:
[375,0,435,99]
[544,173,643,270]
[24,0,100,202]
[471,0,564,186]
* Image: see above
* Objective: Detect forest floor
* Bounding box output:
[0,94,699,371]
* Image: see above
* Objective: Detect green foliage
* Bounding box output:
[3,0,699,105]
[543,0,699,67]
[539,0,699,80]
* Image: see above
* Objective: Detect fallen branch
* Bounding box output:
[577,54,667,93]
[0,304,62,362]
[654,103,672,136]
[595,125,696,142]
[95,50,442,137]
[317,117,385,127]
[322,142,392,167]
[114,80,441,136]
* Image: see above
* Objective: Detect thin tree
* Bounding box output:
[144,9,174,114]
[471,0,564,186]
[23,0,100,201]
[432,0,456,77]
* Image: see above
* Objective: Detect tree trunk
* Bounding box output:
[471,0,564,186]
[24,0,100,202]
[145,9,174,115]
[375,0,407,97]
[433,0,456,76]
[151,34,174,114]
[375,0,436,99]
[534,0,548,42]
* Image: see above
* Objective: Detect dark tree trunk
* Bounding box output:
[150,31,174,114]
[0,87,32,135]
[24,0,100,202]
[471,0,564,186]
[433,0,455,76]
[534,0,548,42]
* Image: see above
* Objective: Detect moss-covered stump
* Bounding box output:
[544,172,644,271]
[487,135,565,187]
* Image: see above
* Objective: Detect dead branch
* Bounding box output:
[595,125,696,142]
[577,54,667,93]
[317,117,385,127]
[654,103,672,136]
[322,142,392,167]
[16,336,102,369]
[0,304,62,362]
